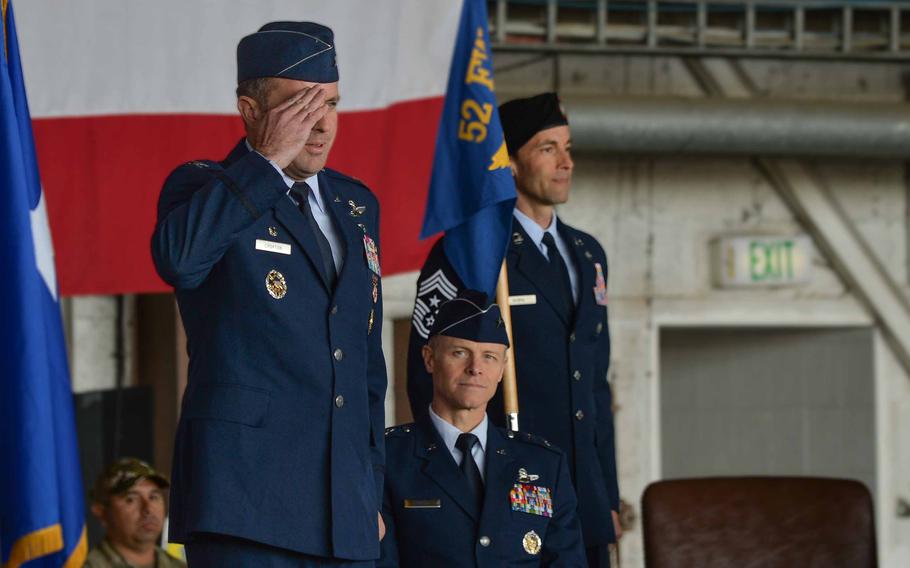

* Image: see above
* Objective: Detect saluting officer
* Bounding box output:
[407,93,620,566]
[382,291,586,568]
[152,22,387,566]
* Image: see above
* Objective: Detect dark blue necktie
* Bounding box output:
[291,183,337,288]
[542,232,574,318]
[455,433,484,511]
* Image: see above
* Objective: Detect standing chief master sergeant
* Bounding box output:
[381,291,586,567]
[407,93,620,567]
[151,22,387,566]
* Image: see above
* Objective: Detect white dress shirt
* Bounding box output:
[428,405,488,481]
[512,208,579,303]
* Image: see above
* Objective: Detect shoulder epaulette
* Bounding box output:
[323,168,370,190]
[185,160,220,171]
[563,225,607,261]
[506,429,562,454]
[385,423,416,437]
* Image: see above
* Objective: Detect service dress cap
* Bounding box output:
[430,290,510,347]
[498,92,569,155]
[237,21,338,84]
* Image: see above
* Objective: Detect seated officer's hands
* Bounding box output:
[248,86,328,169]
[378,512,386,541]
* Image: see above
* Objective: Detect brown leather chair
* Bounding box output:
[641,477,876,568]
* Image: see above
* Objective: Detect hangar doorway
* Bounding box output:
[659,327,876,498]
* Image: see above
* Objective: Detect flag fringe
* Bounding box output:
[3,524,63,568]
[63,526,88,568]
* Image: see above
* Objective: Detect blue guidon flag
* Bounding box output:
[0,1,88,567]
[420,0,516,297]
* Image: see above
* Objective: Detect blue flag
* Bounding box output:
[420,0,516,296]
[0,2,88,567]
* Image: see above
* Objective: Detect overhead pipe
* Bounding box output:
[563,96,910,159]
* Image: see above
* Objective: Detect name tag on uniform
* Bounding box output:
[255,239,292,255]
[508,294,537,306]
[403,499,441,509]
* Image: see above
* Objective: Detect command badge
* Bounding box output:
[522,530,542,555]
[265,270,287,299]
[593,262,608,306]
[510,483,553,517]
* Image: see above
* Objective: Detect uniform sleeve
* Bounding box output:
[151,151,288,289]
[542,451,587,567]
[377,477,400,568]
[368,202,388,509]
[593,251,620,512]
[406,238,464,421]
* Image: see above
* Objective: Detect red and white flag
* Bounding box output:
[17,0,462,294]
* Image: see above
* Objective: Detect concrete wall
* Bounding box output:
[65,294,136,394]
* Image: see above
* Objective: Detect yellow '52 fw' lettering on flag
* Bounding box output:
[459,27,509,171]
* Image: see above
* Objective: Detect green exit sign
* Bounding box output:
[713,236,812,288]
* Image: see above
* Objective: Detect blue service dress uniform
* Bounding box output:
[152,140,387,561]
[378,416,586,567]
[407,219,619,549]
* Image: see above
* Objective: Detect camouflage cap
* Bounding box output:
[92,458,169,503]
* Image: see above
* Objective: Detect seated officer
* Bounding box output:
[379,292,586,567]
[85,458,185,568]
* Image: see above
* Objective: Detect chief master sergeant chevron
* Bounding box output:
[407,93,621,567]
[151,22,387,567]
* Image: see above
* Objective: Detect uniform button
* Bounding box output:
[596,322,603,334]
[479,536,491,547]
[334,395,345,408]
[573,370,582,381]
[333,348,344,361]
[575,410,585,421]
[330,305,338,315]
[569,332,576,343]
